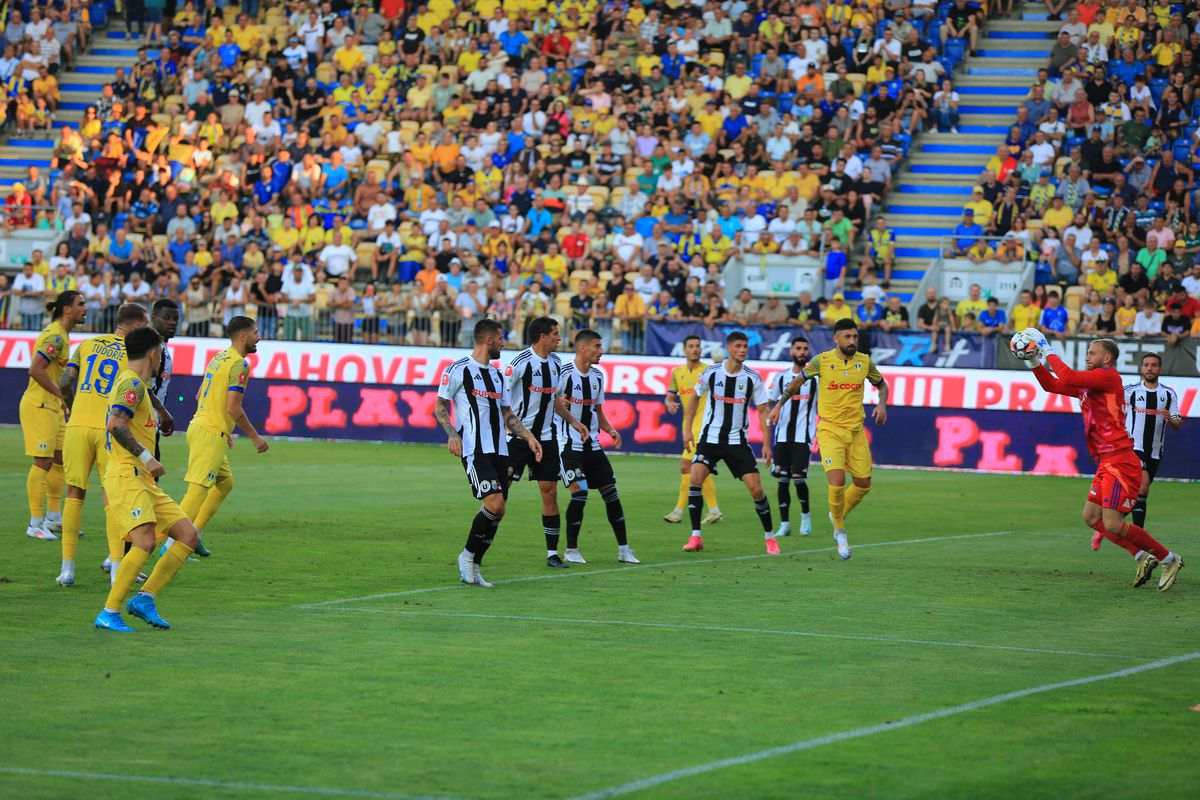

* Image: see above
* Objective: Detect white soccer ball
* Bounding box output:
[1009,331,1040,361]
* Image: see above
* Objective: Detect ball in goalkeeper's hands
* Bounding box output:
[1009,331,1041,361]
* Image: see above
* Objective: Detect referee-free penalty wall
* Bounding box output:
[1,333,1197,481]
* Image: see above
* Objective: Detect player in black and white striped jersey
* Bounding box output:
[1121,352,1181,529]
[504,316,590,569]
[435,319,543,588]
[681,331,778,554]
[557,329,639,565]
[768,337,818,538]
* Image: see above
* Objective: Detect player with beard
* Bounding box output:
[767,337,819,538]
[176,316,270,555]
[772,319,888,560]
[436,319,543,587]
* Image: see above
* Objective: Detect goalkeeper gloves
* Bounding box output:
[1021,327,1054,358]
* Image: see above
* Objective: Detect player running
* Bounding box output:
[557,330,639,565]
[681,331,776,554]
[771,319,888,560]
[436,319,543,587]
[663,334,722,526]
[57,303,149,587]
[1119,353,1181,531]
[504,316,589,569]
[1022,331,1184,591]
[767,337,818,538]
[93,327,202,632]
[177,316,269,555]
[20,290,87,541]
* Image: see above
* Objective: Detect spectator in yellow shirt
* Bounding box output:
[1009,289,1041,332]
[964,186,994,226]
[1085,260,1119,295]
[822,292,854,325]
[955,283,989,324]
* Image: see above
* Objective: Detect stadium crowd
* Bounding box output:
[0,0,1198,354]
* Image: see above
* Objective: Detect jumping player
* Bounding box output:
[557,330,639,565]
[663,334,722,525]
[772,319,888,560]
[435,319,543,587]
[681,331,776,554]
[767,337,818,537]
[1022,330,1184,591]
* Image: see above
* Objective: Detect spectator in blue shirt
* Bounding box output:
[977,297,1007,335]
[825,238,848,289]
[526,197,553,237]
[498,21,529,60]
[947,209,984,256]
[721,106,748,144]
[217,31,242,70]
[322,152,350,197]
[1038,290,1070,340]
[718,207,742,240]
[168,229,193,268]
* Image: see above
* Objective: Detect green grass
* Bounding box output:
[0,427,1196,800]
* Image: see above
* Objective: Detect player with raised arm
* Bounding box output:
[56,303,149,587]
[177,316,269,556]
[1020,330,1184,591]
[771,319,888,560]
[681,331,776,554]
[663,334,722,525]
[504,316,589,569]
[767,337,818,538]
[436,319,543,587]
[557,330,639,565]
[20,291,87,541]
[93,327,202,632]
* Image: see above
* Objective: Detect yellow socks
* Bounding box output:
[179,482,209,520]
[843,484,870,519]
[104,547,149,613]
[701,476,718,511]
[46,463,64,513]
[62,497,84,561]
[105,504,126,563]
[193,478,233,530]
[828,484,846,530]
[142,542,195,597]
[675,474,690,510]
[27,465,47,519]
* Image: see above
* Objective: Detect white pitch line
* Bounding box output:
[0,766,465,800]
[563,651,1200,800]
[317,606,1137,660]
[296,531,1016,609]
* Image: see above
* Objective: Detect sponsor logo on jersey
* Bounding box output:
[440,371,450,386]
[713,395,746,404]
[565,396,597,405]
[471,389,502,399]
[504,365,514,376]
[826,380,863,392]
[529,385,556,394]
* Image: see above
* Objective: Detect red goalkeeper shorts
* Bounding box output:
[1088,449,1142,513]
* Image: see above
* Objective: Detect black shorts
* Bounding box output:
[771,442,812,478]
[1135,451,1160,483]
[461,452,510,500]
[559,445,616,489]
[507,437,559,483]
[693,442,759,479]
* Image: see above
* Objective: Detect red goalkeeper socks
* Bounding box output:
[1119,523,1169,560]
[1092,522,1140,556]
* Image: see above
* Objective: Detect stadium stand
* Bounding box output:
[0,0,1197,349]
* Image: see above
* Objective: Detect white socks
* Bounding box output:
[30,516,43,528]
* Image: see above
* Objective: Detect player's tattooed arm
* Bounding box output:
[434,397,459,439]
[503,408,535,442]
[108,416,144,457]
[59,364,79,409]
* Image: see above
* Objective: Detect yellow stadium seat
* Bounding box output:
[587,186,611,208]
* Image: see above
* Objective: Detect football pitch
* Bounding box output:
[0,428,1196,800]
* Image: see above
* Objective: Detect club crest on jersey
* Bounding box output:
[504,364,514,376]
[237,372,248,385]
[130,508,142,520]
[440,371,450,386]
[854,363,863,371]
[124,390,138,405]
[44,343,56,355]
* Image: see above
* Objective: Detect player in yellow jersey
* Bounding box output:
[94,327,201,632]
[771,319,889,560]
[662,334,722,524]
[56,303,149,587]
[178,316,269,553]
[20,290,87,541]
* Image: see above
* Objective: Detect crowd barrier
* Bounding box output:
[1,333,1196,480]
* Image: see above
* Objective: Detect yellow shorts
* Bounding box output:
[20,395,65,458]
[104,464,188,539]
[184,425,232,488]
[63,426,110,490]
[817,423,873,478]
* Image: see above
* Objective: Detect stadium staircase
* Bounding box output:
[0,16,137,189]
[855,3,1056,304]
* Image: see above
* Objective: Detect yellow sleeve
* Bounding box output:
[110,373,145,417]
[67,343,83,372]
[228,359,250,393]
[865,357,884,386]
[36,329,66,363]
[668,368,680,394]
[801,353,821,380]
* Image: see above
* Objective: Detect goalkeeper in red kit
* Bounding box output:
[1019,330,1184,591]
